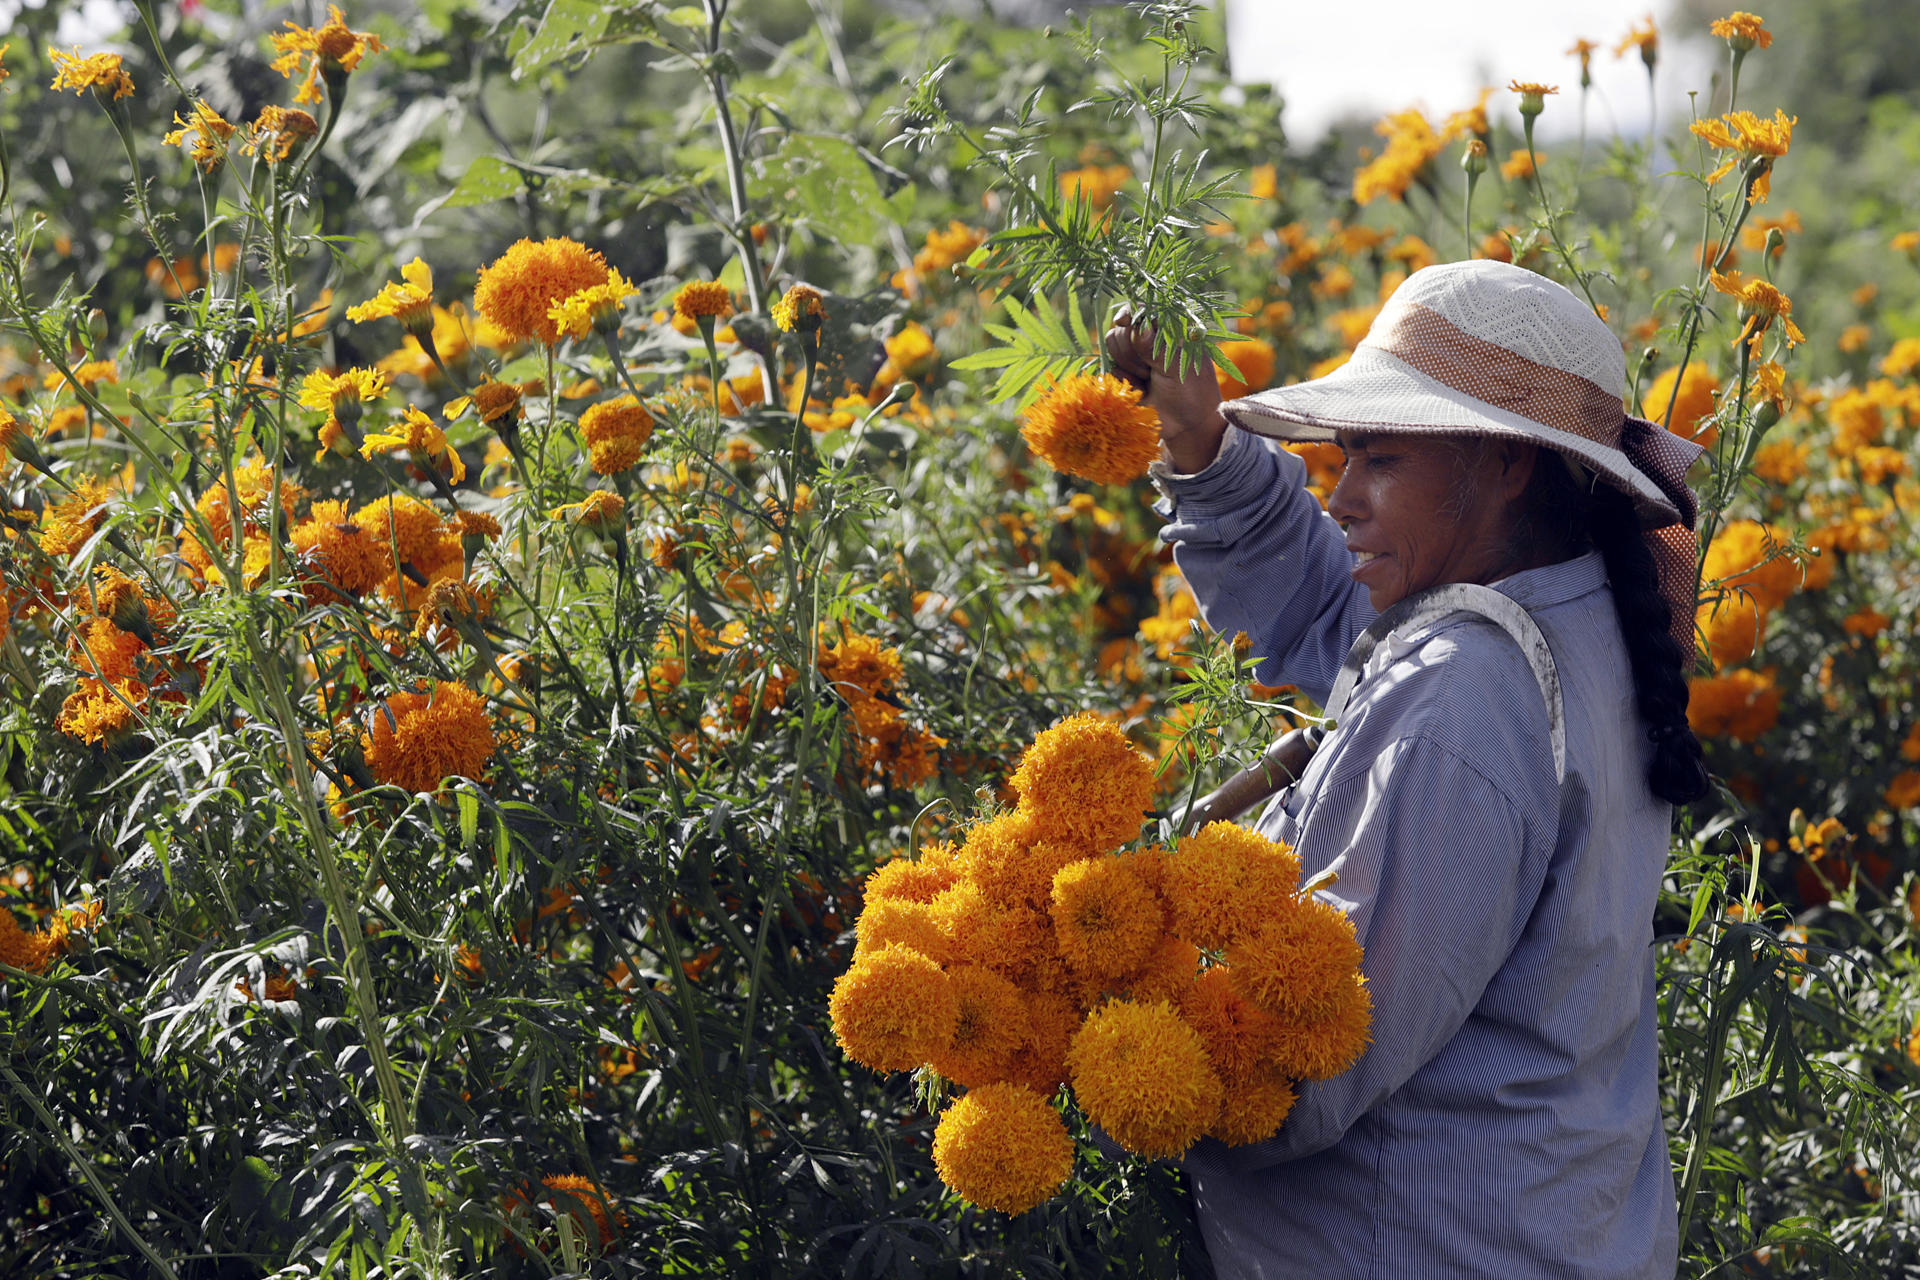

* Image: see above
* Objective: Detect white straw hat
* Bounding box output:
[1220,259,1703,528]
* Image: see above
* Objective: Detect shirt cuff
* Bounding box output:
[1151,425,1292,523]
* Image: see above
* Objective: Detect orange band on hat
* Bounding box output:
[1369,302,1626,449]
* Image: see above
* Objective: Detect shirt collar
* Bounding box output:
[1489,550,1609,612]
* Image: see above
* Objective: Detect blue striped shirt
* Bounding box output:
[1155,427,1678,1278]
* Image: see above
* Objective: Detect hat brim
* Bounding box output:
[1221,345,1687,526]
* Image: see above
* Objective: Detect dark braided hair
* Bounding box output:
[1510,452,1710,806]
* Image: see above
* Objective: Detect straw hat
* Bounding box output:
[1221,259,1703,527]
[1220,260,1705,647]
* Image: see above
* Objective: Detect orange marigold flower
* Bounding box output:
[1499,148,1542,182]
[1006,989,1080,1095]
[1067,998,1223,1159]
[292,499,386,599]
[1215,338,1277,400]
[929,965,1032,1088]
[56,677,145,746]
[1210,1062,1297,1146]
[771,283,826,334]
[1164,821,1302,950]
[579,394,655,475]
[0,909,53,975]
[550,490,625,535]
[1226,896,1365,1025]
[1710,269,1805,353]
[1644,363,1719,446]
[241,105,319,163]
[347,258,436,333]
[1179,965,1285,1084]
[533,1174,623,1250]
[960,810,1087,909]
[932,1083,1073,1216]
[930,880,1054,985]
[1686,668,1781,742]
[1353,108,1443,205]
[1507,80,1558,116]
[672,281,733,324]
[1884,771,1920,811]
[1614,16,1658,65]
[852,897,950,966]
[475,238,612,347]
[39,476,114,558]
[1690,109,1795,203]
[1009,712,1157,854]
[1020,373,1160,486]
[1703,519,1800,612]
[829,942,958,1073]
[865,853,960,906]
[49,47,134,100]
[352,493,459,583]
[162,101,236,172]
[1050,857,1162,982]
[269,4,386,105]
[1710,11,1772,53]
[1059,163,1132,211]
[360,680,494,794]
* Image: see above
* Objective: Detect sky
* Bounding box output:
[1222,0,1720,143]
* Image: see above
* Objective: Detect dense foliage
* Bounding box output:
[0,1,1916,1276]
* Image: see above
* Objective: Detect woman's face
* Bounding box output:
[1326,432,1534,611]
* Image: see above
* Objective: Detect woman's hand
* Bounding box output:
[1105,308,1228,474]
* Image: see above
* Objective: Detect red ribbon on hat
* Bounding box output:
[1619,415,1702,656]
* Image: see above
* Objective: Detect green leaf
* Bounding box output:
[949,293,1096,406]
[457,788,479,851]
[512,0,611,79]
[428,155,523,213]
[747,135,913,245]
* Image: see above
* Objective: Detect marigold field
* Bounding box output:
[1,0,1918,1275]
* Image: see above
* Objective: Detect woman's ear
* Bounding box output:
[1496,441,1539,503]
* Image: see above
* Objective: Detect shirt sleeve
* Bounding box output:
[1184,723,1554,1177]
[1152,426,1374,705]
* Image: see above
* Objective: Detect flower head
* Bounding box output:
[1067,998,1223,1158]
[1050,857,1162,982]
[162,101,236,173]
[550,490,626,536]
[1008,712,1157,854]
[1644,362,1720,446]
[0,910,53,975]
[548,267,637,341]
[348,258,436,334]
[1021,373,1160,486]
[1687,668,1781,741]
[269,4,386,105]
[475,238,613,347]
[929,965,1031,1088]
[1710,11,1772,54]
[1710,269,1806,352]
[672,281,734,325]
[1006,989,1080,1094]
[360,405,465,483]
[853,896,950,966]
[1164,821,1301,950]
[1267,973,1373,1081]
[241,106,319,163]
[1354,109,1443,205]
[579,394,655,475]
[1209,1062,1297,1147]
[533,1175,622,1250]
[49,47,134,101]
[360,680,494,794]
[300,365,390,430]
[1507,80,1559,118]
[1226,896,1364,1025]
[932,1083,1073,1215]
[865,852,960,905]
[1566,37,1599,84]
[771,283,826,334]
[292,499,386,600]
[1690,109,1795,203]
[1614,15,1658,68]
[56,677,145,747]
[959,810,1086,909]
[829,942,958,1073]
[1215,338,1277,400]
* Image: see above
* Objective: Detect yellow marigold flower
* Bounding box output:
[865,854,959,905]
[1686,668,1781,742]
[932,1083,1073,1216]
[292,499,386,600]
[1058,163,1132,211]
[1751,438,1807,486]
[453,510,501,543]
[0,410,45,470]
[242,106,320,163]
[829,942,959,1073]
[0,42,9,84]
[449,376,528,428]
[882,322,938,380]
[1050,857,1162,982]
[1210,1062,1297,1146]
[299,365,389,422]
[1006,989,1080,1095]
[1709,269,1805,353]
[550,489,626,536]
[1690,109,1795,203]
[162,101,236,173]
[1268,973,1373,1081]
[1067,998,1223,1159]
[1438,88,1492,143]
[360,405,465,483]
[1353,109,1442,205]
[475,238,612,347]
[411,577,492,648]
[1226,896,1364,1025]
[771,283,826,334]
[1164,821,1302,950]
[352,493,459,581]
[269,4,387,105]
[672,281,734,324]
[1215,338,1277,400]
[347,258,436,333]
[49,47,134,100]
[1614,16,1658,66]
[0,910,53,975]
[1009,711,1157,854]
[1506,80,1558,117]
[548,267,637,341]
[56,677,145,747]
[853,897,950,966]
[360,680,494,794]
[45,359,119,393]
[930,880,1053,985]
[1021,373,1160,487]
[1710,11,1771,53]
[71,616,146,684]
[579,394,655,475]
[1644,363,1719,446]
[930,965,1032,1088]
[1703,519,1800,612]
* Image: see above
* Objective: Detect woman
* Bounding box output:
[1109,260,1709,1277]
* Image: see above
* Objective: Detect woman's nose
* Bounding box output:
[1326,467,1364,525]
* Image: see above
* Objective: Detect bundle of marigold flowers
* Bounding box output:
[828,711,1371,1215]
